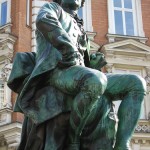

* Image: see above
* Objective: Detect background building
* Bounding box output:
[0,0,149,150]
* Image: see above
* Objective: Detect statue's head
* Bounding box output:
[53,0,85,10]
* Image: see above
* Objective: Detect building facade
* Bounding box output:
[0,0,149,150]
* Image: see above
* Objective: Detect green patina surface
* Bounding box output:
[7,0,146,150]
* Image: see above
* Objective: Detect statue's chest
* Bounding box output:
[60,14,84,44]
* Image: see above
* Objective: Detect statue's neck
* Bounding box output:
[63,7,78,17]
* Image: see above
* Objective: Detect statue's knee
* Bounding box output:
[84,72,107,95]
[130,74,147,93]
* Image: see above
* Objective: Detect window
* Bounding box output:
[107,0,145,37]
[1,1,7,26]
[0,0,11,26]
[113,0,134,35]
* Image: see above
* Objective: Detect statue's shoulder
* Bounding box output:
[37,2,62,17]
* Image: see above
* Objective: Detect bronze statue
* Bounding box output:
[7,0,146,150]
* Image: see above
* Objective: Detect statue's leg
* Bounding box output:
[80,95,116,150]
[105,74,146,150]
[114,92,145,150]
[49,66,107,149]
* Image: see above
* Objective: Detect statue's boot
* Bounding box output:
[63,70,107,148]
[68,92,97,148]
[80,96,116,150]
[114,92,145,150]
[68,81,106,148]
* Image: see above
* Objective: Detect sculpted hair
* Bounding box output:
[53,0,85,7]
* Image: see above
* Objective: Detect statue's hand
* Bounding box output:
[58,58,76,68]
[89,52,107,70]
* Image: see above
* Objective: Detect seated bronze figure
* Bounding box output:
[8,0,146,150]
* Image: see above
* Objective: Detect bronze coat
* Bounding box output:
[8,2,90,124]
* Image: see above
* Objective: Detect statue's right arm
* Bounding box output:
[36,2,78,66]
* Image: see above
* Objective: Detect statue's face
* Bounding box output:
[62,0,82,10]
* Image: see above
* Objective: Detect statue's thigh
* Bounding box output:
[49,66,102,95]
